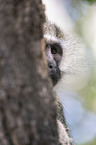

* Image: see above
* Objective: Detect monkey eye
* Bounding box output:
[51,47,57,54]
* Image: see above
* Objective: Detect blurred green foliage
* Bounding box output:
[87,0,96,2]
[84,0,96,3]
[82,138,96,145]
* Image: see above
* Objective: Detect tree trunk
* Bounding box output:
[0,0,59,145]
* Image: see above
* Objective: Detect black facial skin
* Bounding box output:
[46,42,63,86]
[49,62,61,86]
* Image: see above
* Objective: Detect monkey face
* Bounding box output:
[45,42,63,86]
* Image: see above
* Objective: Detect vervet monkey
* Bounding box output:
[44,20,73,145]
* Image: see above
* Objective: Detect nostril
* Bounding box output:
[48,63,53,69]
[48,64,53,69]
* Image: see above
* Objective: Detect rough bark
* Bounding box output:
[0,0,59,145]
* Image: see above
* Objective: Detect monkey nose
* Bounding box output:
[48,62,56,70]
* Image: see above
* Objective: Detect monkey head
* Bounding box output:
[45,35,63,86]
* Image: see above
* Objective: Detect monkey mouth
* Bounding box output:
[49,72,61,86]
[51,75,60,86]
